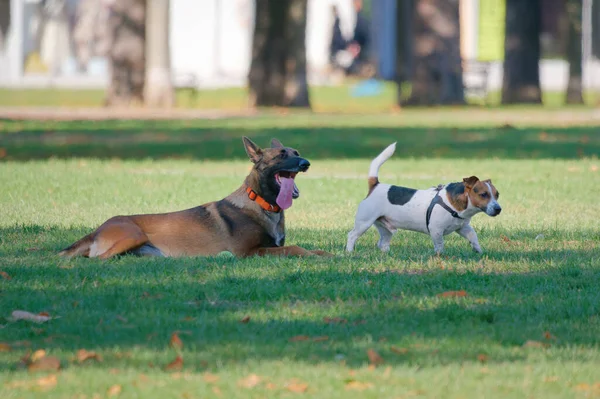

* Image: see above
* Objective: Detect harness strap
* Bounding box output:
[426,187,463,233]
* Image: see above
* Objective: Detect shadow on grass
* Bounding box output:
[1,225,599,371]
[1,122,599,161]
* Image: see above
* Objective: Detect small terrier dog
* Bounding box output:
[346,143,502,255]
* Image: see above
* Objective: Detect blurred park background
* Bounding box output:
[0,0,598,111]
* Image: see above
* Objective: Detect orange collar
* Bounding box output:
[246,187,281,213]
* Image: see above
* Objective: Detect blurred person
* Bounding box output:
[347,0,371,76]
[329,5,349,71]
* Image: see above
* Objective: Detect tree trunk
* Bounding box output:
[406,0,464,106]
[395,0,414,105]
[144,0,175,107]
[0,0,9,52]
[105,0,146,107]
[248,0,310,108]
[566,0,584,104]
[501,0,542,104]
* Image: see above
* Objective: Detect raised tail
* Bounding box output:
[58,233,93,258]
[367,142,397,195]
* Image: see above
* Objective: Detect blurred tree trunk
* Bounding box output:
[501,0,542,104]
[406,0,464,106]
[105,0,146,107]
[248,0,310,108]
[566,0,584,104]
[144,0,175,107]
[395,0,414,105]
[0,0,9,52]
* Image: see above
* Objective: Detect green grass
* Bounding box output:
[0,84,598,112]
[1,111,600,398]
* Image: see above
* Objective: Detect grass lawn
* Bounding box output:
[1,110,600,398]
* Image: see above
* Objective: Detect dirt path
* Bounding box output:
[0,107,257,121]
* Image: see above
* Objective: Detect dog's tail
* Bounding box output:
[58,234,93,258]
[367,142,396,195]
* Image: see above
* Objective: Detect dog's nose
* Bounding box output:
[298,159,310,171]
[494,205,502,215]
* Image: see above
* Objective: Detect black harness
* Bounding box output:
[426,185,463,233]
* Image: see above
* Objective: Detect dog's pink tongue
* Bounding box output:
[276,177,295,210]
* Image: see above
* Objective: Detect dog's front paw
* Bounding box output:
[472,245,483,254]
[311,250,334,257]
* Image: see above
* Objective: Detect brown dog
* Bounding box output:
[59,137,331,259]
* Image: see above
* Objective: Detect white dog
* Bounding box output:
[346,143,502,254]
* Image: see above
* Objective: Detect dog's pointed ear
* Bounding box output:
[482,178,492,184]
[271,138,284,149]
[463,176,479,190]
[242,137,262,163]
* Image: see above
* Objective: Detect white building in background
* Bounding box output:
[0,0,598,92]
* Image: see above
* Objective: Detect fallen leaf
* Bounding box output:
[28,356,61,372]
[390,346,408,355]
[286,380,308,393]
[544,331,556,340]
[265,382,277,390]
[313,336,329,342]
[591,165,598,172]
[367,349,384,366]
[38,312,50,317]
[31,349,47,362]
[77,349,102,363]
[522,340,549,349]
[345,380,373,391]
[437,290,468,298]
[170,332,183,350]
[501,235,511,242]
[0,271,10,280]
[165,355,184,371]
[11,310,52,323]
[0,342,11,352]
[203,372,220,383]
[108,384,122,396]
[477,354,488,363]
[181,316,196,322]
[0,148,6,158]
[37,374,58,389]
[289,335,310,342]
[238,374,262,389]
[240,315,251,324]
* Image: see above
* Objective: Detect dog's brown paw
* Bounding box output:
[311,250,334,257]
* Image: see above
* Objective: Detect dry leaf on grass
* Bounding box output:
[345,380,373,391]
[240,315,251,324]
[77,349,103,363]
[544,331,557,340]
[437,290,467,298]
[108,384,122,396]
[286,380,308,393]
[477,354,488,363]
[203,372,220,383]
[170,332,183,350]
[28,356,61,372]
[37,374,58,389]
[31,349,47,362]
[390,346,408,355]
[238,374,262,389]
[165,355,184,371]
[367,349,384,366]
[289,335,310,342]
[313,336,329,342]
[0,342,11,352]
[11,310,52,323]
[0,271,11,280]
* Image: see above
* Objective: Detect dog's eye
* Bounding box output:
[279,149,287,158]
[293,150,299,156]
[480,192,488,198]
